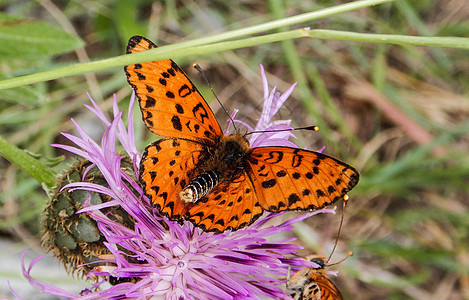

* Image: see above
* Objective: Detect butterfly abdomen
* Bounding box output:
[179,171,220,203]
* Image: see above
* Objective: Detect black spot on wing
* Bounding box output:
[276,170,287,177]
[167,67,176,76]
[261,179,277,188]
[136,72,145,80]
[292,154,303,167]
[264,151,283,164]
[179,84,191,97]
[205,214,215,222]
[158,192,168,200]
[175,104,184,114]
[166,91,175,99]
[171,116,182,131]
[288,193,301,206]
[316,189,326,197]
[146,85,154,93]
[151,185,160,194]
[145,96,156,108]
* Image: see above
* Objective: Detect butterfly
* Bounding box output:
[124,35,359,232]
[287,255,343,300]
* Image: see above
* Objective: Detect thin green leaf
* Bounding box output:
[0,72,45,104]
[0,12,83,57]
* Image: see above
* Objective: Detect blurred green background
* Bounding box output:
[0,0,468,299]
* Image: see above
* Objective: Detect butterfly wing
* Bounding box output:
[139,138,205,220]
[310,271,343,300]
[125,35,223,142]
[248,147,359,212]
[288,268,343,300]
[184,172,262,232]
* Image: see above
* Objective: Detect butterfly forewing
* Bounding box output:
[125,35,223,142]
[248,147,359,212]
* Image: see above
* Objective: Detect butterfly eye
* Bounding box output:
[310,257,325,268]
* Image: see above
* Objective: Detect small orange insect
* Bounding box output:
[125,35,359,232]
[287,255,343,300]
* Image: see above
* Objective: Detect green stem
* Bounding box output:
[169,0,394,49]
[2,26,467,92]
[0,29,309,90]
[0,135,56,191]
[307,29,469,48]
[0,0,393,91]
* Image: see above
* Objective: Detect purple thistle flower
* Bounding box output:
[21,67,335,299]
[225,65,298,148]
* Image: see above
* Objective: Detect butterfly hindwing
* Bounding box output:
[310,272,343,300]
[139,138,205,220]
[125,35,223,142]
[248,147,359,212]
[185,173,262,232]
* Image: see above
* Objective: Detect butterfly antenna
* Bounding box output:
[193,64,237,131]
[327,250,354,267]
[245,125,319,136]
[327,195,349,264]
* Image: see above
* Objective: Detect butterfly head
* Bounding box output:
[222,133,251,159]
[307,255,327,269]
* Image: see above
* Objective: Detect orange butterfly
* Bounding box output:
[287,255,343,300]
[125,35,359,232]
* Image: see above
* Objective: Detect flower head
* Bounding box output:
[225,65,298,148]
[21,66,334,299]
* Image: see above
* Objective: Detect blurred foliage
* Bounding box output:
[0,0,468,299]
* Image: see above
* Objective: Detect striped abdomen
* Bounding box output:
[179,171,219,203]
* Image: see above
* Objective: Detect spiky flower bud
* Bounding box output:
[42,157,134,278]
